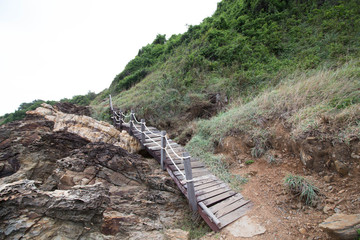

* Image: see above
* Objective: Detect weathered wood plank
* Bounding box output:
[183,177,218,189]
[215,199,250,218]
[196,183,228,197]
[167,161,205,170]
[218,202,253,228]
[173,168,208,177]
[197,188,232,202]
[209,194,243,214]
[201,191,237,206]
[195,180,224,191]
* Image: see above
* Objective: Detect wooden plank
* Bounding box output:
[201,191,237,206]
[215,199,250,218]
[173,168,208,177]
[197,188,232,202]
[197,204,220,232]
[183,177,218,189]
[209,194,243,214]
[178,174,214,184]
[218,202,253,228]
[144,137,162,142]
[196,183,228,197]
[167,161,205,170]
[144,141,177,147]
[195,180,224,191]
[175,170,210,179]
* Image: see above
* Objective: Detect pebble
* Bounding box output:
[324,175,332,183]
[334,207,341,213]
[328,185,333,190]
[323,205,333,214]
[299,228,307,235]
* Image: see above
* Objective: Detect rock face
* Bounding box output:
[0,103,187,239]
[319,213,360,239]
[223,215,266,238]
[27,103,141,152]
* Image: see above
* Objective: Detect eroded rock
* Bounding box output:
[319,213,360,239]
[0,104,188,239]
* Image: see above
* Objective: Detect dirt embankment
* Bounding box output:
[214,120,360,239]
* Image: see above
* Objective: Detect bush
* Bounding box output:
[284,174,320,205]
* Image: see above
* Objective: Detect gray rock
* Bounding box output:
[224,216,266,238]
[319,213,360,239]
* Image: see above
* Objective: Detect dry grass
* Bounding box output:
[190,61,360,159]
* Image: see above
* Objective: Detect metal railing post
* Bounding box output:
[130,110,134,135]
[183,152,198,212]
[141,119,145,148]
[161,131,166,171]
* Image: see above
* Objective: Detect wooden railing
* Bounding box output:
[109,95,199,213]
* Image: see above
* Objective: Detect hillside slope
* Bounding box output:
[93,0,359,127]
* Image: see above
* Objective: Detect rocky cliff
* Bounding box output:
[0,103,188,239]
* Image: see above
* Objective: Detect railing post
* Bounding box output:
[141,119,145,148]
[109,95,113,111]
[161,131,166,171]
[119,110,123,130]
[183,152,198,212]
[130,110,134,135]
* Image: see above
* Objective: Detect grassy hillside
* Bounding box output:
[93,0,360,128]
[89,0,360,188]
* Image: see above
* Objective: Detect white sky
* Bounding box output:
[0,0,220,115]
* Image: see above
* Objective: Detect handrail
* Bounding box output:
[108,95,190,188]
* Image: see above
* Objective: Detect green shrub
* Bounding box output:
[245,160,254,165]
[284,174,320,205]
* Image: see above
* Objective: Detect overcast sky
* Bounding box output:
[0,0,220,115]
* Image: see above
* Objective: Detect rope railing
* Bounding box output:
[109,95,198,212]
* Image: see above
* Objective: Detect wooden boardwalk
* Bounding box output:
[109,98,252,231]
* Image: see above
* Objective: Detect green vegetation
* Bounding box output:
[0,99,56,125]
[175,210,211,239]
[0,91,96,125]
[245,160,254,165]
[87,0,360,194]
[99,0,360,126]
[284,174,320,206]
[59,91,97,106]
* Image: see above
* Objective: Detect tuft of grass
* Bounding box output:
[186,135,247,191]
[175,209,211,239]
[284,174,320,206]
[245,160,254,165]
[266,154,279,165]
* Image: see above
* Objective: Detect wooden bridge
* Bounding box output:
[109,96,252,232]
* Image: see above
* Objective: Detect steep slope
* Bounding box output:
[92,0,360,130]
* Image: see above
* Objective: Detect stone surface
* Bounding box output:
[319,213,360,240]
[0,104,187,239]
[27,103,141,153]
[224,215,266,238]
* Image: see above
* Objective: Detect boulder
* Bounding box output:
[319,213,360,239]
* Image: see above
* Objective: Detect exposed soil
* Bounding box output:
[208,126,360,239]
